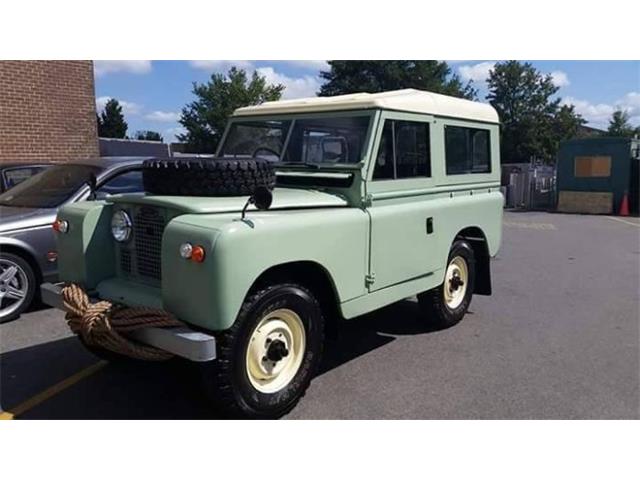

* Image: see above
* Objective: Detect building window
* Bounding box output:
[445,126,491,175]
[574,156,611,177]
[373,120,431,180]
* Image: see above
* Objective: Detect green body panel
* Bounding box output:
[56,201,115,289]
[54,105,503,333]
[113,187,348,214]
[160,208,369,329]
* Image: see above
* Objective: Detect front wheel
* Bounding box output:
[0,252,36,324]
[418,240,475,329]
[200,283,325,418]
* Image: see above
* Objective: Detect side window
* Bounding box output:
[96,170,144,198]
[445,126,491,175]
[395,121,430,178]
[373,120,431,180]
[373,121,394,179]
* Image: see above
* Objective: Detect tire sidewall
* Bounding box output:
[228,285,323,417]
[0,252,36,323]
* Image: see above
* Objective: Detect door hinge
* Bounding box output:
[365,272,376,287]
[362,193,373,208]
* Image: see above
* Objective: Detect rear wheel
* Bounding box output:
[0,252,36,324]
[418,240,475,328]
[200,283,324,418]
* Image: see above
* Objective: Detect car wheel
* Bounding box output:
[418,240,475,329]
[0,252,37,324]
[199,283,325,418]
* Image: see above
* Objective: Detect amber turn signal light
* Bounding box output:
[52,219,68,233]
[191,245,206,263]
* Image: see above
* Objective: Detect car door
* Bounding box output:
[366,112,440,292]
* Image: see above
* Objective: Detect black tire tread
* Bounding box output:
[203,283,325,419]
[142,158,275,197]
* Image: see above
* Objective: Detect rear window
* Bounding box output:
[2,166,46,190]
[445,126,491,175]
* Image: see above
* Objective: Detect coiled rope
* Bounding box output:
[61,283,183,361]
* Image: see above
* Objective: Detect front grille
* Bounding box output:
[120,248,132,275]
[133,206,165,280]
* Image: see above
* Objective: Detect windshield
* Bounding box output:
[0,164,100,208]
[219,114,372,165]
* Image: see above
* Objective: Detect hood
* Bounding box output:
[109,187,349,214]
[0,205,56,233]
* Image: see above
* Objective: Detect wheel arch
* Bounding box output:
[248,260,342,339]
[454,226,492,295]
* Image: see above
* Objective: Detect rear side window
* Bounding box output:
[373,120,431,180]
[97,170,144,197]
[3,166,46,190]
[445,126,491,175]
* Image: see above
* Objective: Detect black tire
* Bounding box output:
[0,252,37,324]
[142,158,276,197]
[199,283,325,419]
[418,240,475,329]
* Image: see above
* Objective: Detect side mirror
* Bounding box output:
[241,185,273,220]
[253,185,273,210]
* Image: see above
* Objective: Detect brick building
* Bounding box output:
[0,61,99,164]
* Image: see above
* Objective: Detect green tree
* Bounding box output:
[487,61,584,164]
[135,130,163,142]
[551,104,587,153]
[178,67,284,153]
[607,110,635,137]
[97,98,128,138]
[318,61,476,99]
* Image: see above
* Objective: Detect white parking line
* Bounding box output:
[503,221,557,230]
[606,216,640,228]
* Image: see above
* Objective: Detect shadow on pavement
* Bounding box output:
[3,299,446,419]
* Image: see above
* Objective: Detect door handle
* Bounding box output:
[426,217,434,234]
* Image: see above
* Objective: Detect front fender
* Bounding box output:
[161,208,368,331]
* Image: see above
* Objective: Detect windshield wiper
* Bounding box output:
[277,162,320,169]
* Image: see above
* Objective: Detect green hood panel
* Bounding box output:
[109,187,348,214]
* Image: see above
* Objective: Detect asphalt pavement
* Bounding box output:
[1,211,638,419]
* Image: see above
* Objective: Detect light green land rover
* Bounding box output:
[42,89,502,418]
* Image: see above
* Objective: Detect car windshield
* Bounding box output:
[0,164,100,208]
[219,114,372,165]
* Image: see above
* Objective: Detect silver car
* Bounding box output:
[0,157,155,323]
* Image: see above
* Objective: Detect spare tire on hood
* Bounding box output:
[142,157,276,197]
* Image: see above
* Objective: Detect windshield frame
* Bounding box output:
[217,109,377,169]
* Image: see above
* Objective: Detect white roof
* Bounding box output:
[233,89,499,124]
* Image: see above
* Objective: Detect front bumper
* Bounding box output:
[40,283,217,362]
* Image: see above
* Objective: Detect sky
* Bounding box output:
[94,60,640,142]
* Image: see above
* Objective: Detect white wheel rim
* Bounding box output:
[245,308,306,394]
[0,258,29,319]
[443,256,468,310]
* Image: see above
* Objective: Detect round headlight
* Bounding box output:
[111,210,132,242]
